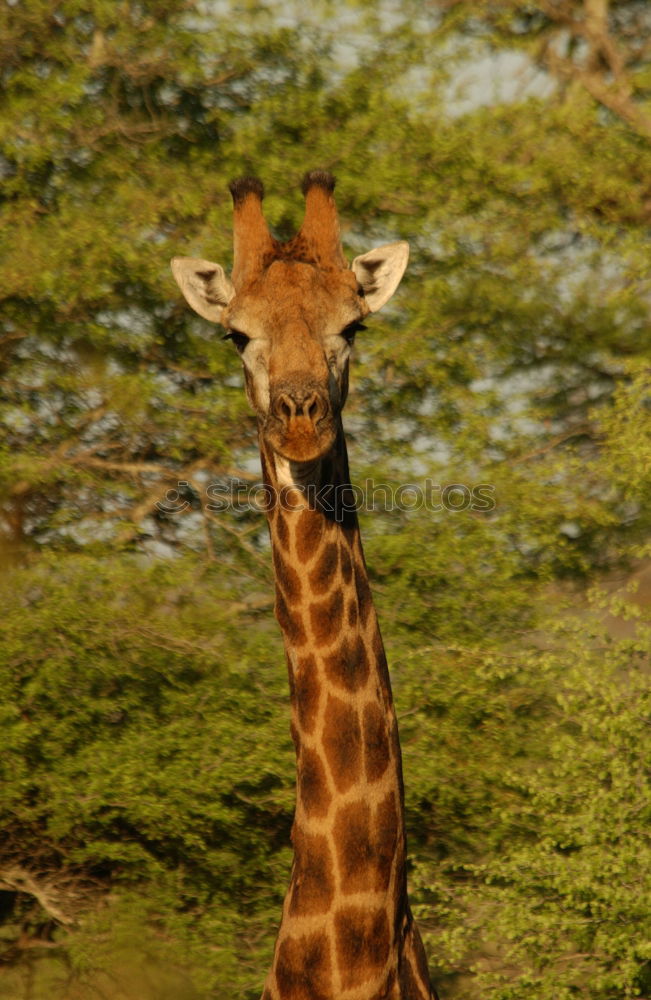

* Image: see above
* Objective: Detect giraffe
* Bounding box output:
[171,171,436,1000]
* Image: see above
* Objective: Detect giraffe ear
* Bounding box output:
[171,257,235,322]
[351,241,409,313]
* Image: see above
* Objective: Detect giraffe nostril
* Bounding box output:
[278,395,294,420]
[273,388,327,427]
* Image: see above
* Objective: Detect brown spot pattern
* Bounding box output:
[356,568,373,627]
[332,794,397,895]
[275,513,290,552]
[322,695,362,793]
[390,719,406,800]
[295,508,324,564]
[285,652,295,699]
[289,830,334,916]
[275,931,332,1000]
[293,655,320,734]
[275,590,307,646]
[363,701,391,782]
[375,790,400,891]
[308,540,338,595]
[323,635,369,693]
[333,800,373,894]
[339,542,353,584]
[335,906,391,990]
[298,747,331,817]
[273,547,301,604]
[347,597,358,628]
[309,589,344,645]
[282,232,311,260]
[373,629,392,700]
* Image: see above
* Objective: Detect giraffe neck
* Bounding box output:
[259,427,433,1000]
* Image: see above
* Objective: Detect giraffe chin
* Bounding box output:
[266,419,336,464]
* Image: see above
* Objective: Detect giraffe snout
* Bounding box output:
[267,381,335,462]
[273,387,328,425]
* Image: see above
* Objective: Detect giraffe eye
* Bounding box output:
[223,330,250,354]
[340,322,366,345]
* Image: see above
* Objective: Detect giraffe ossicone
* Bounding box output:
[172,171,436,1000]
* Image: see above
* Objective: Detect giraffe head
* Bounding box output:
[171,172,408,464]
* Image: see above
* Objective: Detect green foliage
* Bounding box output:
[1,1,651,998]
[0,551,292,994]
[413,613,651,1000]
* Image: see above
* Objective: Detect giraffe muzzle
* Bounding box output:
[267,382,336,462]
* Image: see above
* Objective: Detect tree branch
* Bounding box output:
[0,867,75,926]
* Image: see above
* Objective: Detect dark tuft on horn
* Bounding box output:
[228,176,265,205]
[301,170,336,196]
